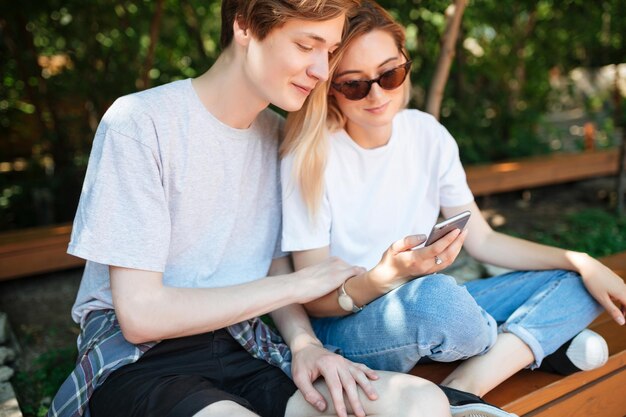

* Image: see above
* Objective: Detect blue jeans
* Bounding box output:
[465,269,603,369]
[312,274,497,373]
[311,270,603,372]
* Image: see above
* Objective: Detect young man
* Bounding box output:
[47,1,451,417]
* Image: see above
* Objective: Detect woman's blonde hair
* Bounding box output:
[280,0,409,220]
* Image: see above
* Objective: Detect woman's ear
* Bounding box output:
[233,16,251,46]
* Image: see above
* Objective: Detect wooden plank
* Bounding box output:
[0,223,83,281]
[466,149,620,196]
[0,223,72,249]
[410,350,626,415]
[0,149,622,280]
[499,350,626,415]
[601,251,626,276]
[525,364,626,417]
[0,245,84,281]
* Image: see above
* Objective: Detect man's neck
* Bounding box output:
[192,51,269,129]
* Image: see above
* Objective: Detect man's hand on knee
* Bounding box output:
[291,343,378,417]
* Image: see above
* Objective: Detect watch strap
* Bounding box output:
[337,280,363,313]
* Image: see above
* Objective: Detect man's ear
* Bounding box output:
[233,16,251,46]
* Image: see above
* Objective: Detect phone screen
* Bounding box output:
[424,210,471,246]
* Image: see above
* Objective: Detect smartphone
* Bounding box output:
[424,210,471,246]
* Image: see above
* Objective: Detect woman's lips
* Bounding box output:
[364,101,390,114]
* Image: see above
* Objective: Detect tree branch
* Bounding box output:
[426,0,468,120]
[139,0,164,90]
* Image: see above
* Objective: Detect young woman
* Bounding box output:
[281,1,626,416]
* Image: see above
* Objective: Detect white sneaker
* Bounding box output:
[539,329,609,375]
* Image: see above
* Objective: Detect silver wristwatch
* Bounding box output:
[337,281,363,313]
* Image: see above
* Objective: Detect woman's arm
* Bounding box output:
[293,246,384,317]
[292,229,467,318]
[444,201,626,325]
[445,200,602,271]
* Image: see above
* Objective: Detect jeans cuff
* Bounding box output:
[499,323,545,369]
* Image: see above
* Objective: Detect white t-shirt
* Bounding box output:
[70,79,284,324]
[281,109,473,269]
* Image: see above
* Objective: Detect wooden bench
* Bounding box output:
[0,148,620,281]
[410,250,626,416]
[0,148,623,415]
[453,148,625,417]
[0,223,83,281]
[465,148,620,196]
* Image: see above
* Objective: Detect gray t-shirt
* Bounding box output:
[69,79,284,324]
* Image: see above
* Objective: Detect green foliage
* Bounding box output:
[504,208,626,258]
[1,1,626,229]
[13,347,77,417]
[0,0,223,230]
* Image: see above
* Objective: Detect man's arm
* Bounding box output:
[110,257,362,344]
[267,257,377,417]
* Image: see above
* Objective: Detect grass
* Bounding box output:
[13,346,76,417]
[3,318,79,417]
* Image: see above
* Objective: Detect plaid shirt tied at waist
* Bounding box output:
[47,309,292,417]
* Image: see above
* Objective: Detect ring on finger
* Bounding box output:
[434,255,443,265]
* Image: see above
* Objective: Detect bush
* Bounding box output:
[505,208,626,258]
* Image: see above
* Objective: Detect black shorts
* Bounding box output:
[89,329,297,417]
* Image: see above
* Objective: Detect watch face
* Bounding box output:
[338,293,355,312]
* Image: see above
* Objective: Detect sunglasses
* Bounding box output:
[331,60,412,101]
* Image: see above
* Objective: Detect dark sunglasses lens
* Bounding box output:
[380,66,407,90]
[335,62,410,100]
[341,81,370,100]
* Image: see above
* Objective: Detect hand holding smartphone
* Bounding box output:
[424,210,471,246]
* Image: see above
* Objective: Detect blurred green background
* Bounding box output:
[1,0,625,231]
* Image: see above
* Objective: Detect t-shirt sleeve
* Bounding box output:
[68,109,171,272]
[437,124,475,207]
[280,153,331,252]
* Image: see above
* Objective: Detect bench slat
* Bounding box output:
[0,148,621,281]
[546,368,626,416]
[511,355,626,417]
[496,341,626,415]
[0,224,83,281]
[466,149,620,196]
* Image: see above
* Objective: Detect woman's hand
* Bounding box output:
[369,228,468,291]
[576,254,626,325]
[291,341,379,417]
